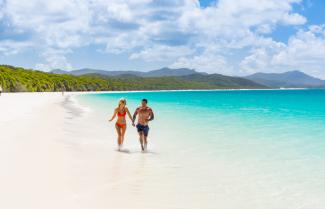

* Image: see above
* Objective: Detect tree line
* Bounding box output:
[0,65,218,92]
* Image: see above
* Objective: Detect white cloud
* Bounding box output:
[170,44,234,74]
[35,49,72,71]
[3,0,325,78]
[281,12,306,25]
[171,0,308,75]
[271,25,325,78]
[239,25,325,78]
[179,0,306,39]
[0,0,5,19]
[5,0,91,48]
[272,25,325,65]
[130,45,194,62]
[171,54,232,74]
[0,40,32,56]
[240,48,272,74]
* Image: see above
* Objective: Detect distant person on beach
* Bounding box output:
[109,98,133,151]
[132,99,154,152]
[0,85,2,96]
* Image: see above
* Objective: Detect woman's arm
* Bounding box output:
[109,109,117,122]
[126,107,133,122]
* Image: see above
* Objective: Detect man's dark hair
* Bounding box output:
[142,98,148,103]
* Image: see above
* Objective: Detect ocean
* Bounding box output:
[75,89,325,209]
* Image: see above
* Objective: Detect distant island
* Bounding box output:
[1,65,324,92]
[244,71,325,88]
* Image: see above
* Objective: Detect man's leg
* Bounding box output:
[143,126,149,151]
[136,124,145,151]
[143,136,148,151]
[139,132,145,151]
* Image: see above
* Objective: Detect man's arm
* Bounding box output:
[148,109,154,121]
[132,108,139,125]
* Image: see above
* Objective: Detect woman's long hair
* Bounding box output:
[118,98,126,109]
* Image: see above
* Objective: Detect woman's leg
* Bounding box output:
[121,125,127,146]
[115,125,122,149]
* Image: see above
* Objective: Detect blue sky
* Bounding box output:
[1,0,325,78]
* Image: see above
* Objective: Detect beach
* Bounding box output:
[1,90,325,209]
[0,92,211,209]
[0,93,81,208]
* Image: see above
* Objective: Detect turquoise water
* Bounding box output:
[77,89,325,208]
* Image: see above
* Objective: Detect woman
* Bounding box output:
[109,98,133,151]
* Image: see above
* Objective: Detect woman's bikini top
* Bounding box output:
[117,108,126,117]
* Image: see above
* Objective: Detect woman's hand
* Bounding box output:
[109,110,117,122]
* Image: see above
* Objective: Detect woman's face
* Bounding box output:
[119,100,125,108]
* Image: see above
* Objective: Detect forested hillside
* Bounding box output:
[0,65,110,92]
[0,65,265,92]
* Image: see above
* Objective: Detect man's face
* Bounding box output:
[141,101,147,107]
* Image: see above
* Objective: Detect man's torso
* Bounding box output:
[137,106,152,126]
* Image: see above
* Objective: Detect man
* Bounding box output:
[132,99,154,152]
[0,84,2,96]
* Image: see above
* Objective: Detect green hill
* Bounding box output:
[181,73,266,89]
[0,65,266,92]
[0,65,110,92]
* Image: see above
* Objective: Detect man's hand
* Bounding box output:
[146,116,154,122]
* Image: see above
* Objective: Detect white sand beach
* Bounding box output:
[0,93,77,208]
[0,92,211,209]
[2,92,323,209]
[0,93,138,209]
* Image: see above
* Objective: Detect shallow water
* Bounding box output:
[75,89,325,209]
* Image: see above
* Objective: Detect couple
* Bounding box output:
[109,98,154,152]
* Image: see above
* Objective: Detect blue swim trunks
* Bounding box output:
[136,124,149,136]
